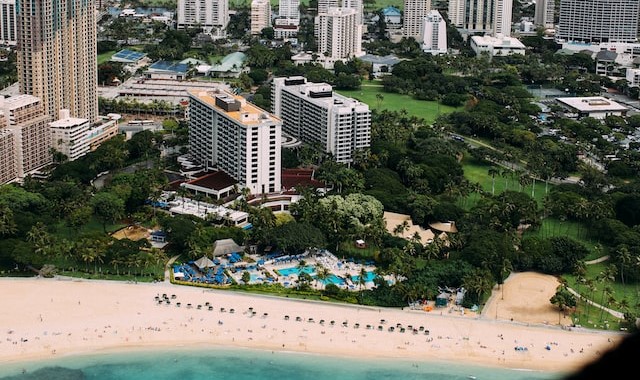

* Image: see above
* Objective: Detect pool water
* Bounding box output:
[276,266,315,276]
[351,271,376,283]
[320,274,346,286]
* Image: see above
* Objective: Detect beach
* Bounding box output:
[0,274,626,374]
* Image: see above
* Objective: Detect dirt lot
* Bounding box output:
[111,225,150,241]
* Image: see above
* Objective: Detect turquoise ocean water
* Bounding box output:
[0,347,567,380]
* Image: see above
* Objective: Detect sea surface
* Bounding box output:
[0,347,567,380]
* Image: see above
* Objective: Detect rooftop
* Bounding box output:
[188,89,280,125]
[556,97,628,112]
[111,49,147,63]
[210,52,247,73]
[186,170,237,191]
[281,168,325,191]
[148,60,189,74]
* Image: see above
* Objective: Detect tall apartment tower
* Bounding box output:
[251,0,271,35]
[318,0,363,24]
[447,0,465,26]
[278,0,300,20]
[421,10,447,54]
[315,7,362,60]
[272,76,371,164]
[403,0,432,39]
[557,0,639,43]
[0,0,17,46]
[534,0,555,28]
[493,0,512,37]
[0,113,16,184]
[188,90,282,195]
[177,0,229,38]
[0,95,51,180]
[16,0,98,123]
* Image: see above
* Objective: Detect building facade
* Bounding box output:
[17,0,98,123]
[278,0,300,20]
[315,7,362,61]
[251,0,271,35]
[534,0,555,28]
[557,0,640,43]
[0,116,16,184]
[188,89,282,195]
[0,95,51,180]
[272,76,371,165]
[403,0,431,39]
[493,0,512,37]
[49,109,90,161]
[0,0,17,46]
[421,10,447,54]
[177,0,229,38]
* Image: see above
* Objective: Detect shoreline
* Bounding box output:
[0,277,627,374]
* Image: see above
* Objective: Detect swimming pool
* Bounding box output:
[320,274,346,286]
[276,266,315,276]
[351,271,377,283]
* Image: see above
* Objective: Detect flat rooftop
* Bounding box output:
[556,97,628,112]
[188,89,280,125]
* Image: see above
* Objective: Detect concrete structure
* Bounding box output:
[144,61,189,80]
[272,76,371,165]
[403,0,431,39]
[49,109,90,162]
[359,54,402,77]
[188,89,282,195]
[87,115,119,151]
[274,18,300,40]
[421,10,447,54]
[0,95,51,180]
[0,0,17,46]
[556,96,628,119]
[315,7,362,62]
[470,34,526,56]
[447,0,465,27]
[318,0,363,24]
[534,0,555,28]
[251,0,271,35]
[626,68,640,88]
[493,0,513,37]
[381,6,401,26]
[0,116,16,184]
[279,0,300,20]
[177,0,229,39]
[557,0,640,44]
[17,0,98,122]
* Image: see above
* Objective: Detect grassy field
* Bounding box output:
[98,50,116,65]
[336,82,460,125]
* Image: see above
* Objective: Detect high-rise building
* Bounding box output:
[188,89,282,195]
[315,7,362,61]
[278,0,300,20]
[251,0,271,35]
[534,0,555,28]
[272,76,371,164]
[49,109,90,162]
[0,115,16,184]
[493,0,513,37]
[318,0,363,25]
[403,0,432,39]
[421,10,447,54]
[0,95,51,180]
[16,0,98,123]
[557,0,639,43]
[177,0,229,39]
[447,0,465,27]
[0,0,17,46]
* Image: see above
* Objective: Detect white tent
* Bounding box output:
[194,256,215,269]
[212,238,244,257]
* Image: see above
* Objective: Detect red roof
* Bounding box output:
[186,170,237,191]
[281,168,324,191]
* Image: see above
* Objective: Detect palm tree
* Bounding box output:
[616,246,631,294]
[0,205,16,236]
[358,267,367,303]
[488,167,499,195]
[315,264,330,290]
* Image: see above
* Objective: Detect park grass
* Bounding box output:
[98,51,116,65]
[53,218,127,239]
[336,84,460,125]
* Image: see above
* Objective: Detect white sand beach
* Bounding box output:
[0,274,627,374]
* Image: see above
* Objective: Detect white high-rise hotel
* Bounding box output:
[278,0,299,20]
[177,0,229,38]
[448,0,513,37]
[403,0,431,39]
[188,90,282,195]
[251,0,271,35]
[557,0,639,43]
[17,0,98,123]
[315,7,362,61]
[272,77,371,165]
[0,0,17,46]
[421,10,447,54]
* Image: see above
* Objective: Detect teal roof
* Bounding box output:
[210,52,247,73]
[382,6,401,16]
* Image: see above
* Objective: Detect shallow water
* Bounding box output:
[0,347,565,380]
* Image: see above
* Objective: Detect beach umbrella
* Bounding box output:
[284,315,290,320]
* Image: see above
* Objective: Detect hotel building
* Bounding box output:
[448,0,512,36]
[49,109,90,162]
[271,76,371,165]
[0,115,16,184]
[177,0,229,38]
[315,7,362,61]
[403,0,432,39]
[16,0,98,122]
[534,0,555,29]
[421,10,447,54]
[278,0,299,20]
[188,89,282,195]
[557,0,639,43]
[0,0,17,46]
[251,0,271,35]
[0,95,51,181]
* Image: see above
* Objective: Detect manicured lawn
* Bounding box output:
[98,50,116,65]
[336,84,460,125]
[53,218,127,239]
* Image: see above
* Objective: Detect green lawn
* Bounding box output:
[336,83,460,125]
[98,50,116,65]
[53,218,126,239]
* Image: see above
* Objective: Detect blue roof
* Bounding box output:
[149,60,189,73]
[111,49,146,62]
[382,6,401,16]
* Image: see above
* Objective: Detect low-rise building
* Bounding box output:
[556,97,628,119]
[49,109,90,161]
[470,35,526,57]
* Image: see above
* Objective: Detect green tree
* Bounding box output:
[90,192,125,232]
